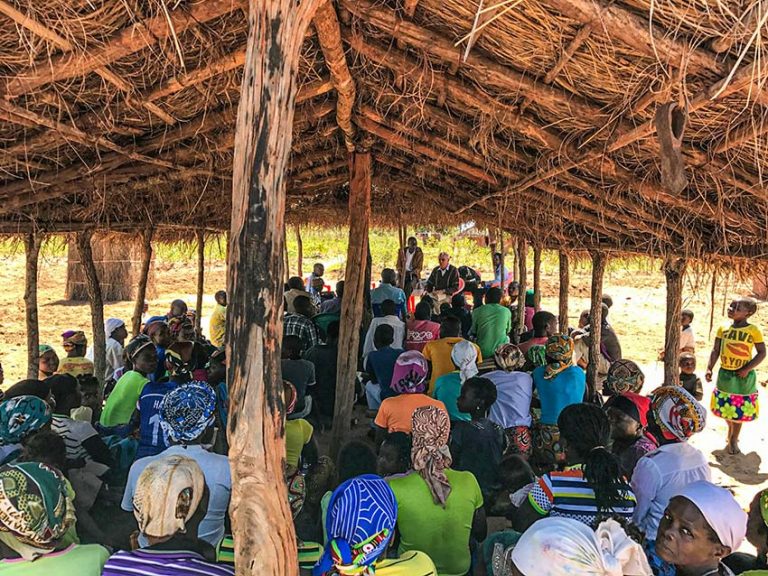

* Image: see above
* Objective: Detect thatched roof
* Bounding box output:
[0,0,767,260]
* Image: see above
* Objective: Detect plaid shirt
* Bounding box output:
[283,313,320,352]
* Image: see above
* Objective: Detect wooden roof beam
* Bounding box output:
[3,0,246,98]
[313,0,356,150]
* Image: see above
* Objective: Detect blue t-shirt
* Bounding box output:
[366,347,404,400]
[532,365,586,425]
[433,372,471,423]
[136,380,177,459]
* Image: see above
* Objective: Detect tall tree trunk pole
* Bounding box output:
[664,257,687,385]
[516,238,528,336]
[332,151,371,455]
[295,223,303,278]
[24,232,42,379]
[533,245,542,310]
[227,1,320,573]
[558,251,570,333]
[284,225,291,279]
[131,229,153,337]
[196,230,205,332]
[76,231,106,391]
[587,252,607,399]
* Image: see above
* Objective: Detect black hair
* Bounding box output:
[374,324,395,347]
[380,432,412,474]
[381,299,397,316]
[679,352,696,364]
[451,293,466,308]
[4,379,50,401]
[282,334,303,360]
[532,311,556,336]
[681,308,694,320]
[440,316,461,338]
[486,287,503,304]
[48,374,79,406]
[326,321,340,340]
[558,403,630,515]
[287,276,304,290]
[293,295,313,315]
[462,376,497,413]
[335,281,345,298]
[601,294,614,309]
[381,268,397,284]
[21,430,67,470]
[337,440,377,484]
[414,301,432,321]
[498,454,536,492]
[76,374,99,391]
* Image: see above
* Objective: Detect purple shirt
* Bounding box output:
[102,549,235,576]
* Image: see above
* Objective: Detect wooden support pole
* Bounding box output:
[533,245,542,310]
[587,252,607,398]
[131,230,153,338]
[332,151,371,454]
[498,227,506,292]
[295,224,303,278]
[558,251,570,333]
[516,238,528,336]
[76,231,106,391]
[226,1,320,573]
[196,230,205,333]
[24,232,42,379]
[664,257,687,386]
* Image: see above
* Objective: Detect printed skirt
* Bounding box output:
[711,369,759,422]
[503,425,532,457]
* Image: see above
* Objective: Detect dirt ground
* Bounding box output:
[1,251,766,527]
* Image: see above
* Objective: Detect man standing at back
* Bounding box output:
[470,287,511,358]
[423,316,482,395]
[396,236,424,297]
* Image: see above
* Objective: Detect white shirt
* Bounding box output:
[405,250,415,272]
[122,444,231,546]
[362,316,406,359]
[631,442,711,540]
[484,370,533,428]
[86,337,124,381]
[680,326,696,351]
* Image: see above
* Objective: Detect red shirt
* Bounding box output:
[406,320,441,353]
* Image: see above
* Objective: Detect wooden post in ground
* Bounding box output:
[226,1,321,573]
[558,251,570,333]
[587,252,607,399]
[295,224,303,278]
[332,151,371,456]
[131,229,153,337]
[516,238,528,336]
[664,257,687,385]
[76,231,106,391]
[24,232,42,379]
[533,245,542,310]
[498,228,506,292]
[196,230,205,332]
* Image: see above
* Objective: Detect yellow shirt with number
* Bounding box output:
[717,323,764,371]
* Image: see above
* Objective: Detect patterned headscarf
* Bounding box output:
[390,351,429,394]
[159,382,217,443]
[759,489,768,528]
[451,340,479,383]
[61,330,86,352]
[0,396,51,445]
[133,455,205,540]
[165,344,194,379]
[651,386,706,442]
[313,475,398,576]
[125,335,155,361]
[494,343,525,371]
[144,320,168,339]
[168,317,188,337]
[543,334,574,380]
[0,462,71,560]
[605,360,645,395]
[411,406,452,506]
[37,344,54,355]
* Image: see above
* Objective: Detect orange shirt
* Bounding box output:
[374,394,447,434]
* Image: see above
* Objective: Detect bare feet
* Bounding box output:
[727,440,741,455]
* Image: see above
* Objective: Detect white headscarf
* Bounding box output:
[451,339,478,383]
[104,318,125,338]
[511,517,652,576]
[675,481,747,551]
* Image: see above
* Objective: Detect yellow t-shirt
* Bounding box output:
[57,356,94,378]
[285,418,313,469]
[376,551,437,575]
[717,323,764,371]
[210,304,226,347]
[422,337,482,394]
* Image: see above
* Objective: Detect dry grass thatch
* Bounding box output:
[0,0,767,263]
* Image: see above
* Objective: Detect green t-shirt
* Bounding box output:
[471,303,511,358]
[0,544,109,575]
[433,372,471,423]
[99,370,149,427]
[388,469,483,576]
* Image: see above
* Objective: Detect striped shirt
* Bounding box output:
[102,549,235,576]
[52,415,99,463]
[529,465,636,526]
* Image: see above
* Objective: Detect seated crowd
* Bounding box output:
[0,246,766,576]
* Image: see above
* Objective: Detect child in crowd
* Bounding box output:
[37,344,59,379]
[363,324,404,410]
[681,308,696,352]
[706,297,766,454]
[282,334,316,418]
[451,376,506,500]
[679,352,703,400]
[376,431,412,478]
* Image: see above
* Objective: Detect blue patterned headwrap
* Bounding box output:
[159,382,216,443]
[0,396,52,445]
[313,474,397,576]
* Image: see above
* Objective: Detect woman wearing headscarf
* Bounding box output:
[631,386,710,568]
[0,395,52,465]
[494,516,651,576]
[37,344,59,380]
[311,474,436,575]
[87,318,127,383]
[56,330,94,378]
[374,351,446,444]
[433,339,479,424]
[104,454,233,575]
[484,344,534,457]
[604,392,657,479]
[530,334,586,472]
[654,481,748,576]
[0,461,109,574]
[741,489,768,574]
[603,359,645,396]
[387,405,485,576]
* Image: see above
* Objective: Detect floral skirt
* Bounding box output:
[711,387,759,422]
[504,426,532,457]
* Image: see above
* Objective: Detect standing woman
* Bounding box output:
[57,330,94,377]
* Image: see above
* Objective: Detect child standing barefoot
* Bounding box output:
[706,297,766,455]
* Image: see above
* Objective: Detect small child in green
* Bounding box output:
[706,297,766,455]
